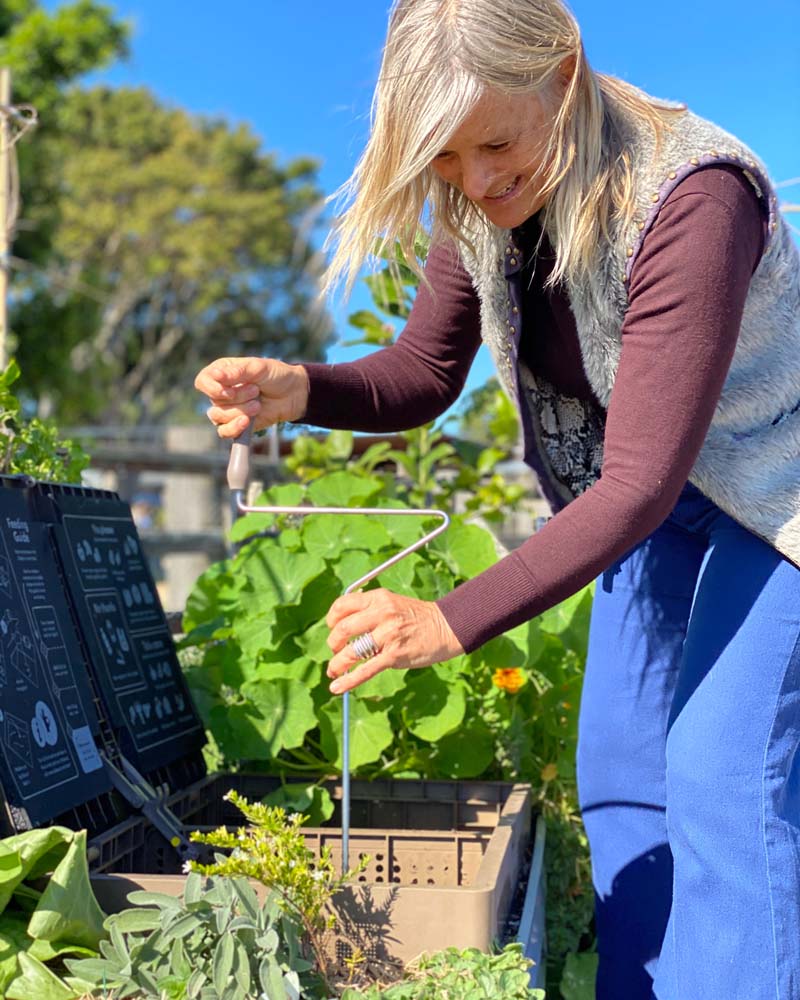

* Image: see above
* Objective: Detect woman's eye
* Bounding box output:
[487,142,510,152]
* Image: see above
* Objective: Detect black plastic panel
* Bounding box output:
[0,476,111,826]
[32,483,205,774]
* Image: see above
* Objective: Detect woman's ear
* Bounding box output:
[558,53,577,84]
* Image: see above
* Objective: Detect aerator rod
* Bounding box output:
[227,425,449,871]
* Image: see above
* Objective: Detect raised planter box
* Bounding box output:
[88,775,544,983]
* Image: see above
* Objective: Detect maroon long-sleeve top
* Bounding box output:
[302,166,766,652]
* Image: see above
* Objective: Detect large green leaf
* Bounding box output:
[433,519,499,579]
[182,559,242,633]
[0,828,72,913]
[340,518,392,552]
[376,552,422,594]
[429,719,495,779]
[537,585,594,658]
[229,483,305,542]
[0,916,30,994]
[318,697,394,770]
[332,550,376,590]
[352,666,407,700]
[237,545,327,613]
[27,831,106,951]
[0,844,22,891]
[232,609,276,663]
[294,618,332,666]
[5,950,75,1000]
[213,678,316,760]
[301,518,344,560]
[307,471,383,508]
[403,669,466,742]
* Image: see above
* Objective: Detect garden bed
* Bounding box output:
[88,775,541,975]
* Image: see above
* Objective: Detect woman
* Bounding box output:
[194,1,800,997]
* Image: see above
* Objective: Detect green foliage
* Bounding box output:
[188,789,367,991]
[560,951,599,1000]
[182,468,517,781]
[342,943,545,1000]
[0,359,88,481]
[67,871,311,1000]
[0,826,106,999]
[0,0,129,296]
[14,85,332,424]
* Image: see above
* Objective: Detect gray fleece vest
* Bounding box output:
[461,89,800,568]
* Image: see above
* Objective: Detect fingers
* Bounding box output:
[329,652,392,695]
[194,357,272,396]
[195,357,310,432]
[324,590,465,696]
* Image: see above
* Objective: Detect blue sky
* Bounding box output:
[72,0,800,400]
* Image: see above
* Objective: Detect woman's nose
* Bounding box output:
[460,158,493,201]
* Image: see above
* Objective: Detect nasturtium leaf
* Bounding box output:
[27,831,106,950]
[183,560,242,632]
[183,643,247,725]
[232,610,275,664]
[413,561,455,600]
[340,518,392,552]
[352,666,407,701]
[430,719,495,778]
[478,635,528,669]
[332,550,375,590]
[300,517,344,560]
[251,482,305,511]
[229,510,277,543]
[537,584,594,657]
[403,670,466,742]
[238,545,327,611]
[307,470,383,508]
[256,652,319,687]
[218,678,316,760]
[278,526,303,550]
[376,552,421,594]
[294,618,332,665]
[433,519,499,579]
[272,570,341,647]
[318,697,394,770]
[262,783,335,826]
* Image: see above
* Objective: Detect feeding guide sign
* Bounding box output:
[40,486,204,773]
[0,481,109,826]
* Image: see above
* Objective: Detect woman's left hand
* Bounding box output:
[325,588,465,694]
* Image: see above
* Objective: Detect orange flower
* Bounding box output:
[492,667,525,694]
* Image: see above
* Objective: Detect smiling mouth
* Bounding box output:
[485,176,522,202]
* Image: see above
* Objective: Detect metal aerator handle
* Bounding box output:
[226,423,450,872]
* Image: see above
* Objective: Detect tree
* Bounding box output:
[0,0,129,266]
[11,85,332,423]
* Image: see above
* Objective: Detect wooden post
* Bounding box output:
[0,68,10,371]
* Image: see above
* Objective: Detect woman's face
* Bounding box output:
[431,87,558,228]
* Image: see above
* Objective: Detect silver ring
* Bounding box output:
[351,631,380,660]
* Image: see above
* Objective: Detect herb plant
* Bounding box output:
[0,360,88,482]
[341,943,545,1000]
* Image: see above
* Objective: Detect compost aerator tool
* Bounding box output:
[227,424,449,872]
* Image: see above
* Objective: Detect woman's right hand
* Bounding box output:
[194,357,310,438]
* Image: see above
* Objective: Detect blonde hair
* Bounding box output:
[324,0,684,297]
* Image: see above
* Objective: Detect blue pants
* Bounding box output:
[577,482,800,1000]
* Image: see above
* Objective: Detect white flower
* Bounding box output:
[182,861,193,874]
